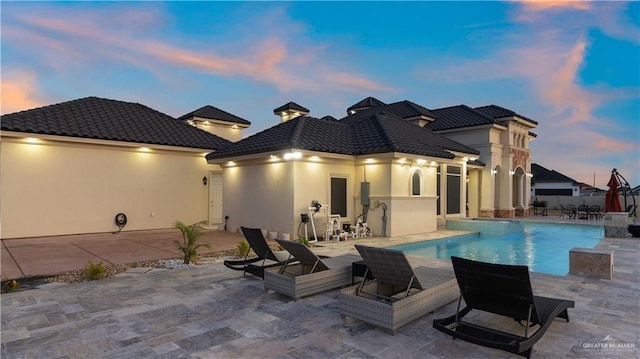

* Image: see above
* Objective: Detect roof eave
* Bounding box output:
[2,131,217,153]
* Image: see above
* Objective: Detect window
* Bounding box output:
[411,170,422,196]
[447,166,461,214]
[330,177,347,217]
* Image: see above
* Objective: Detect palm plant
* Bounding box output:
[173,221,211,264]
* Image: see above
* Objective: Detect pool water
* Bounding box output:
[389,223,604,276]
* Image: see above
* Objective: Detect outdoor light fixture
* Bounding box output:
[202,176,208,186]
[491,169,498,175]
[429,161,438,168]
[283,151,302,160]
[509,170,516,176]
[415,159,427,166]
[526,172,533,178]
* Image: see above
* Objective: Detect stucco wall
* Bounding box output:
[222,162,294,236]
[195,121,244,142]
[293,161,355,239]
[1,138,215,238]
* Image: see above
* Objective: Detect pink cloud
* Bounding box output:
[4,6,389,95]
[1,71,45,114]
[517,0,592,12]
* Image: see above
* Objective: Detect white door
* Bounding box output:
[209,172,223,226]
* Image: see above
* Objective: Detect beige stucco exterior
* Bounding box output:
[190,117,246,142]
[434,117,536,218]
[216,152,473,238]
[1,134,219,238]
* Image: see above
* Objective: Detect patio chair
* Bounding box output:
[588,205,603,220]
[433,256,575,359]
[565,204,577,219]
[263,239,361,299]
[339,245,458,334]
[577,205,589,219]
[223,227,294,279]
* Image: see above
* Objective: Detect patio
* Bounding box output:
[1,219,638,358]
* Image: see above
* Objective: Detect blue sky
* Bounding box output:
[2,1,639,187]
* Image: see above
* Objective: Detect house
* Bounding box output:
[2,95,538,240]
[206,97,538,238]
[0,97,248,239]
[530,163,581,196]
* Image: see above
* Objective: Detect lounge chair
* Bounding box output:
[264,239,361,299]
[223,227,293,278]
[433,256,575,358]
[339,245,458,334]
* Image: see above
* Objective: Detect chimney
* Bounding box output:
[273,102,309,123]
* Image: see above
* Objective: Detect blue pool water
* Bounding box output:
[389,222,604,276]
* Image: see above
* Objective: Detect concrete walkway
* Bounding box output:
[1,229,247,281]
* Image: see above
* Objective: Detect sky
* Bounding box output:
[2,1,639,188]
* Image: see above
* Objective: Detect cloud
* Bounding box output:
[2,4,390,95]
[516,0,592,13]
[1,70,45,114]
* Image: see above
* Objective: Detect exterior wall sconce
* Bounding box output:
[202,176,208,186]
[491,169,497,175]
[415,159,427,166]
[509,170,516,176]
[283,151,302,160]
[526,172,533,178]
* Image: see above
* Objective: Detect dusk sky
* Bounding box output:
[2,1,638,187]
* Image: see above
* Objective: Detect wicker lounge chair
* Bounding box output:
[339,245,458,334]
[223,227,293,279]
[433,256,575,358]
[264,239,361,299]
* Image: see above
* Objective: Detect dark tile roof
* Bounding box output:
[474,105,538,125]
[427,105,495,131]
[206,112,480,161]
[273,102,309,114]
[340,100,438,123]
[320,115,338,121]
[531,163,577,184]
[207,116,351,159]
[347,97,387,113]
[177,105,250,125]
[1,97,231,150]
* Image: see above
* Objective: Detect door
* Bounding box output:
[209,172,223,226]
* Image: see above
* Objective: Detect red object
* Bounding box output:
[605,172,622,212]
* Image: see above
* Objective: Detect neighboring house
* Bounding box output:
[0,97,247,239]
[530,163,581,196]
[578,183,605,196]
[206,97,538,238]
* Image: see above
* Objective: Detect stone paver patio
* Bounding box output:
[1,227,638,358]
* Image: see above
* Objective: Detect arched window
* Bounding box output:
[411,170,422,196]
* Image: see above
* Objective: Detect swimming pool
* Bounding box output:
[389,222,604,276]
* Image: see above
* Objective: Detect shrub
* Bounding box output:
[3,280,20,293]
[173,221,211,264]
[236,239,250,258]
[297,237,310,247]
[84,261,106,280]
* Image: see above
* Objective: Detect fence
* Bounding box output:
[531,194,635,213]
